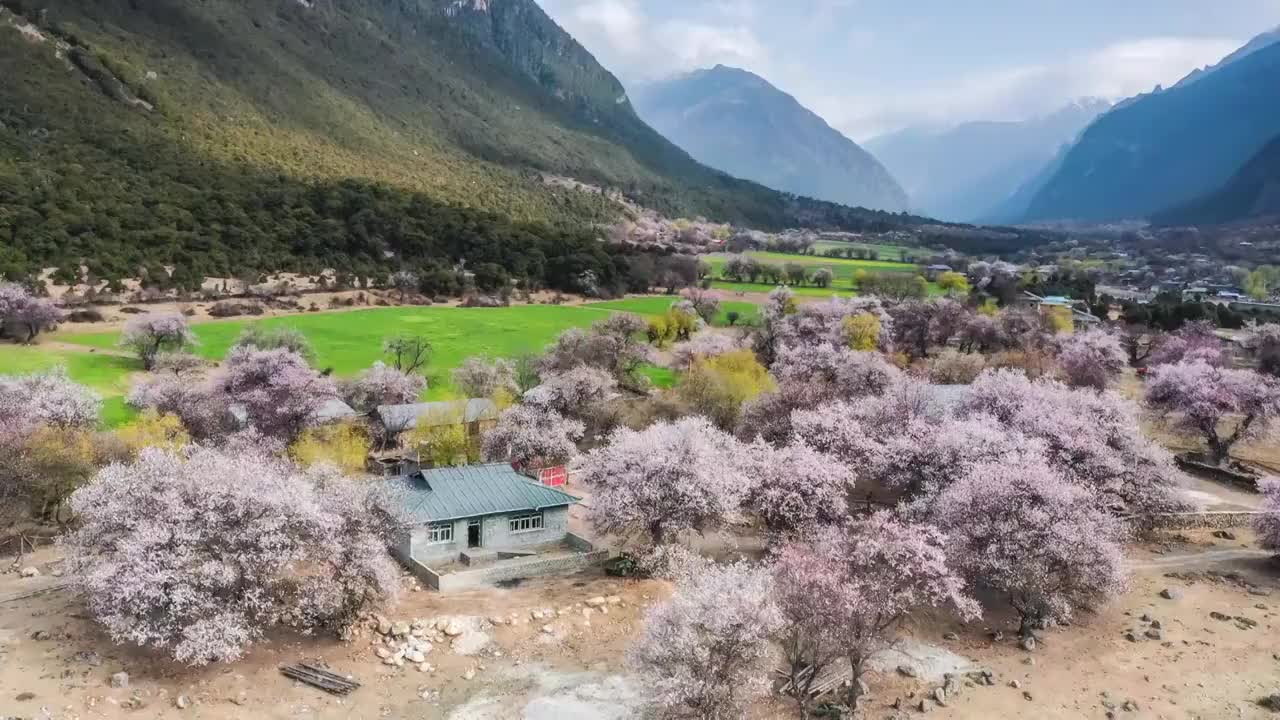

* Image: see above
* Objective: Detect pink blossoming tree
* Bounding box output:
[963,369,1189,514]
[742,441,853,535]
[523,365,617,417]
[630,561,781,720]
[64,446,402,665]
[1146,360,1280,465]
[451,356,518,399]
[774,514,979,712]
[212,346,339,442]
[573,417,747,546]
[932,457,1128,636]
[482,403,585,469]
[1056,329,1128,390]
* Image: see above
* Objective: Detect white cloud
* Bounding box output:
[545,0,769,81]
[827,36,1241,140]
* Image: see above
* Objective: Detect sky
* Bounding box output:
[538,0,1280,141]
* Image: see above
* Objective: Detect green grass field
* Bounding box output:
[0,346,142,428]
[58,306,620,400]
[808,241,921,262]
[585,297,761,325]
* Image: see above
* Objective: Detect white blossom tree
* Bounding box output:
[742,441,852,534]
[64,446,402,665]
[1057,329,1128,390]
[343,361,427,413]
[120,313,197,370]
[573,417,746,546]
[0,368,101,429]
[630,561,781,720]
[774,514,979,712]
[1146,360,1280,465]
[931,456,1127,636]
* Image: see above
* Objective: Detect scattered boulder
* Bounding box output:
[933,687,947,706]
[15,691,35,701]
[1212,530,1237,540]
[1019,636,1037,652]
[1259,692,1280,711]
[1209,611,1232,622]
[110,672,129,689]
[1145,628,1164,641]
[1159,588,1182,601]
[19,566,39,578]
[175,694,190,709]
[443,621,464,637]
[943,632,959,641]
[585,596,607,608]
[897,665,918,678]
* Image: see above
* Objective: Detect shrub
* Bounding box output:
[929,348,986,384]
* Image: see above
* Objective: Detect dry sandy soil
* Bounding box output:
[3,522,1280,720]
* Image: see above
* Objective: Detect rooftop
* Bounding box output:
[375,399,499,432]
[389,463,580,523]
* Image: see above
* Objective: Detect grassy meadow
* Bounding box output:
[3,303,725,427]
[704,250,919,282]
[585,297,761,325]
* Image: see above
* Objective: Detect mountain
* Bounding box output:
[0,0,923,285]
[1021,32,1280,223]
[864,99,1111,222]
[630,65,909,213]
[1152,134,1280,225]
[1173,26,1280,89]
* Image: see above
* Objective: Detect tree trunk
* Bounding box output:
[845,654,866,710]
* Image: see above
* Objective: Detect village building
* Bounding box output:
[387,463,605,590]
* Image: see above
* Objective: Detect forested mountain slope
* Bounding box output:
[1153,134,1280,225]
[1021,38,1280,222]
[0,0,920,285]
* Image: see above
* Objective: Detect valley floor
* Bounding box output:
[3,508,1279,719]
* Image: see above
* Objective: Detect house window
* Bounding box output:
[427,522,454,544]
[509,513,544,534]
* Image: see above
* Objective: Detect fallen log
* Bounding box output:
[280,663,361,695]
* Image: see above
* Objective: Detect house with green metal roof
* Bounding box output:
[388,463,583,568]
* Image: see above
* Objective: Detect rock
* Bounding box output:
[1149,619,1162,629]
[943,674,961,697]
[531,610,544,621]
[376,617,392,635]
[30,630,50,641]
[917,699,929,713]
[1249,588,1272,597]
[942,632,959,641]
[1236,617,1259,630]
[541,624,554,634]
[606,595,622,605]
[110,672,130,689]
[1212,530,1237,540]
[1019,636,1036,652]
[407,651,426,664]
[1023,691,1034,701]
[1258,692,1280,711]
[897,664,918,678]
[585,596,607,608]
[375,647,392,660]
[391,621,411,637]
[175,695,190,709]
[1139,613,1152,622]
[418,662,435,673]
[1022,657,1036,666]
[1144,628,1164,641]
[1121,700,1138,712]
[1009,680,1021,689]
[462,669,476,681]
[1159,588,1182,601]
[443,621,464,637]
[382,656,398,666]
[1123,631,1139,643]
[1210,611,1232,622]
[933,687,947,706]
[15,691,35,701]
[19,566,39,578]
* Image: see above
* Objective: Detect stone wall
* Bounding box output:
[397,506,572,565]
[404,533,608,592]
[1127,511,1266,532]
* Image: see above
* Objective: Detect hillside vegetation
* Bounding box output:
[0,0,924,286]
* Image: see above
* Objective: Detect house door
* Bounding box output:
[468,520,482,548]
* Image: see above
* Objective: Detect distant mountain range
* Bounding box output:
[865,99,1111,222]
[631,65,909,213]
[1021,28,1280,223]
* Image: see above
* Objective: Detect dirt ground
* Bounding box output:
[3,525,1279,720]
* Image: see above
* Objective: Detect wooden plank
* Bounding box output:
[0,582,68,604]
